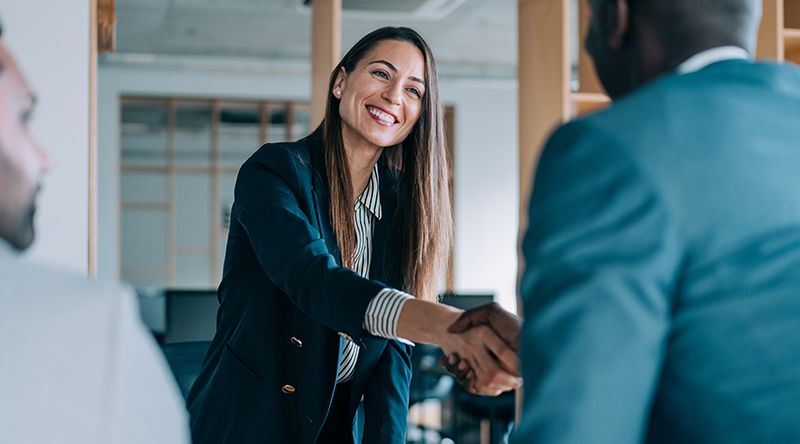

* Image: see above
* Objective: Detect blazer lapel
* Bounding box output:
[369,163,402,289]
[311,173,342,266]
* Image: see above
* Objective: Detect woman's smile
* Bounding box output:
[366,105,398,126]
[335,39,425,153]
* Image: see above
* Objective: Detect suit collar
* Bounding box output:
[676,46,750,75]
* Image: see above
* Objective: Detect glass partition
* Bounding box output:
[120,97,308,289]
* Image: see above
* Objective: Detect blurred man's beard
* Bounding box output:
[13,200,36,250]
[0,152,37,251]
[0,201,35,251]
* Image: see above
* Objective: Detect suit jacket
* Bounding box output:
[515,59,800,443]
[186,131,412,444]
[0,242,190,443]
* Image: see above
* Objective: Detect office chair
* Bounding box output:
[160,340,212,399]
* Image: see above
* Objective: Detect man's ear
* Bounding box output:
[332,66,346,97]
[607,0,630,50]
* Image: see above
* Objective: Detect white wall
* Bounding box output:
[98,62,519,311]
[441,79,519,312]
[0,0,91,274]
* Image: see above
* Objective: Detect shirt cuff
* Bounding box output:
[362,288,415,346]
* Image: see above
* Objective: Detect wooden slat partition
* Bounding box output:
[758,0,785,60]
[89,0,99,277]
[97,0,116,54]
[310,0,342,128]
[787,0,800,27]
[518,0,570,223]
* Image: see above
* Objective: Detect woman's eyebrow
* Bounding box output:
[369,60,425,86]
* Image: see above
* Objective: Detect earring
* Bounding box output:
[336,90,341,96]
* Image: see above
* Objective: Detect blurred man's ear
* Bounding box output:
[605,0,630,50]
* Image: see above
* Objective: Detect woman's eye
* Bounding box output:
[407,88,422,98]
[372,70,389,79]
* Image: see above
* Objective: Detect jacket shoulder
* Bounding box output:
[244,140,314,176]
[235,138,320,196]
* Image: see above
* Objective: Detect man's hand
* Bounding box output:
[438,303,524,394]
[447,302,523,351]
[396,299,522,396]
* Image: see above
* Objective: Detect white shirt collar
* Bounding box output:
[356,163,382,220]
[676,46,750,75]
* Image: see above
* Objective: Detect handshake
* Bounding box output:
[437,303,524,396]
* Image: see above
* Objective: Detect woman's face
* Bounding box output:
[335,39,426,153]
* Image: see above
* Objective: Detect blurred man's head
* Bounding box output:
[585,0,762,98]
[0,24,50,251]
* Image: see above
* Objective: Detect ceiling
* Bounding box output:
[110,0,518,76]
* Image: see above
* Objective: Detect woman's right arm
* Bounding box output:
[233,145,385,344]
[396,298,522,396]
[236,145,520,395]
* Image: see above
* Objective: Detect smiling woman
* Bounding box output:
[186,26,520,444]
[184,27,448,444]
[184,23,524,442]
[324,30,448,301]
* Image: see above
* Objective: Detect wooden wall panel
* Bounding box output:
[757,0,785,60]
[518,0,570,218]
[785,0,800,28]
[310,0,341,129]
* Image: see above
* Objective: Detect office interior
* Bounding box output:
[2,0,798,442]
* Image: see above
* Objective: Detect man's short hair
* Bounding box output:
[637,0,759,51]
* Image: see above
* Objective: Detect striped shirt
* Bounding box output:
[337,164,414,384]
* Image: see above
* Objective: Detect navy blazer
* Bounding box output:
[515,59,800,443]
[186,131,412,444]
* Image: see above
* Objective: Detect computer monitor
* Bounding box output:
[439,293,494,311]
[164,289,219,344]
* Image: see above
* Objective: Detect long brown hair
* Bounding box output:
[316,27,452,302]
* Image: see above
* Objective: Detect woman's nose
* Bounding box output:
[382,81,402,105]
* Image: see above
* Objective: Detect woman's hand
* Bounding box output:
[395,299,521,396]
[439,353,472,385]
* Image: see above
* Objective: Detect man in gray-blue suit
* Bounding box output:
[510,0,800,441]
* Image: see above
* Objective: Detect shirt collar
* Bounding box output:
[356,163,382,220]
[676,46,750,75]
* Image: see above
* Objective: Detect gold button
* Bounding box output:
[291,337,303,347]
[281,384,296,394]
[338,332,353,341]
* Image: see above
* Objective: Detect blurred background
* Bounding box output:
[2,0,796,442]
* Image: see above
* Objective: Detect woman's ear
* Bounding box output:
[607,0,630,50]
[333,66,347,98]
